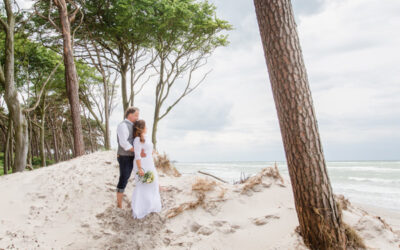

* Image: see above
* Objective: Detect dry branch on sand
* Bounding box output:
[240,164,284,194]
[198,171,228,183]
[165,192,206,219]
[154,152,181,177]
[165,177,226,219]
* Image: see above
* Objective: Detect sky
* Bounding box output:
[18,0,400,162]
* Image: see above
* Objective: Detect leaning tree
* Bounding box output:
[0,0,29,172]
[253,0,347,249]
[34,0,85,156]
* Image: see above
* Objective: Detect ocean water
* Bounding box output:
[173,161,400,211]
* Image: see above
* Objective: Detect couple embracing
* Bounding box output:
[115,107,162,219]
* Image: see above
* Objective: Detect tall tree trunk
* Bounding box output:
[66,128,75,157]
[0,0,29,172]
[253,0,347,249]
[32,120,39,158]
[152,58,165,151]
[120,63,129,113]
[118,45,130,113]
[45,140,52,162]
[27,116,33,169]
[55,0,85,157]
[49,115,59,162]
[58,125,66,160]
[152,104,160,151]
[4,117,12,175]
[130,65,135,106]
[1,125,6,175]
[84,109,94,153]
[40,105,46,167]
[103,77,111,150]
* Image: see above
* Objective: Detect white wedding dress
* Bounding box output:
[131,136,162,219]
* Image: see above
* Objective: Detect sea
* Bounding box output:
[173,161,400,212]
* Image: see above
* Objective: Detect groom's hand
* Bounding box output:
[129,147,134,152]
[141,149,147,158]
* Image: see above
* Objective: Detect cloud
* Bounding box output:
[163,92,233,132]
[16,0,400,161]
[292,0,327,16]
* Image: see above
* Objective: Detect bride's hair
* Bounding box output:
[133,120,146,143]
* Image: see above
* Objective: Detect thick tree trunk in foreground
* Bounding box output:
[0,0,29,172]
[253,0,347,249]
[55,0,85,157]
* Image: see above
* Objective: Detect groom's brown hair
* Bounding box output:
[125,107,139,118]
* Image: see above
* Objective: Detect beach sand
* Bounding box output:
[0,151,399,249]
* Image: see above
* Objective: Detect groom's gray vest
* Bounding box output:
[117,120,135,157]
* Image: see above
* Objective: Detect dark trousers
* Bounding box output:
[116,155,135,193]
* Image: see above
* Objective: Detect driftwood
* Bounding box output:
[198,171,228,183]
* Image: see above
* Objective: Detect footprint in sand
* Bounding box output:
[212,220,228,227]
[252,214,280,226]
[197,226,214,236]
[190,222,201,232]
[212,220,239,234]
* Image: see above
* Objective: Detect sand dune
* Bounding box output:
[0,151,399,249]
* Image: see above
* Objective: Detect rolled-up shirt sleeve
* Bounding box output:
[133,137,142,160]
[117,122,133,151]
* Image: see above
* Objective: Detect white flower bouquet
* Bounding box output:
[137,170,155,184]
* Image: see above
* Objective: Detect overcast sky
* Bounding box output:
[116,0,400,162]
[18,0,400,162]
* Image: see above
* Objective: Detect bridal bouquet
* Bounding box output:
[137,170,154,184]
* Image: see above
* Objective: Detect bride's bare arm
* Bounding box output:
[136,159,144,176]
[134,137,144,176]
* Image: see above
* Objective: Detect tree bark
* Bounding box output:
[54,0,85,157]
[151,58,164,151]
[152,103,160,151]
[83,108,94,153]
[120,62,129,113]
[0,0,29,172]
[27,116,33,169]
[4,117,12,175]
[49,115,59,162]
[45,140,52,162]
[103,75,111,150]
[253,0,347,249]
[40,105,46,167]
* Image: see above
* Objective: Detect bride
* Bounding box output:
[131,120,162,219]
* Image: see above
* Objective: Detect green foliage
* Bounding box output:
[80,0,231,56]
[31,156,55,168]
[0,152,6,175]
[81,0,155,48]
[150,0,232,54]
[13,34,64,89]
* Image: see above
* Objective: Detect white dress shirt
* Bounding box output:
[117,119,134,151]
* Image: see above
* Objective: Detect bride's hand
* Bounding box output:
[138,168,145,176]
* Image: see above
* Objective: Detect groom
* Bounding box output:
[116,107,146,208]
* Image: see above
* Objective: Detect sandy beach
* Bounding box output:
[0,151,399,249]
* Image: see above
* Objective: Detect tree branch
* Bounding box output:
[23,62,61,113]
